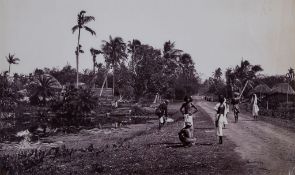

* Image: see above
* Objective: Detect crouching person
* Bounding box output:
[178,122,196,147]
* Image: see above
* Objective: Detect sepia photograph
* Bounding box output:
[0,0,295,174]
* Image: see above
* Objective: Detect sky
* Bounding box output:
[1,0,295,79]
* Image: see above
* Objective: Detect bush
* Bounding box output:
[50,86,97,127]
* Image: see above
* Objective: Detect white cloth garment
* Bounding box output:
[223,99,229,125]
[214,102,227,136]
[183,114,193,128]
[252,94,259,116]
[216,114,224,136]
[214,102,227,124]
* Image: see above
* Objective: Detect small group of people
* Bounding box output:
[155,92,260,146]
[214,93,260,144]
[155,96,198,146]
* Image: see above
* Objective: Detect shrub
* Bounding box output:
[50,86,97,127]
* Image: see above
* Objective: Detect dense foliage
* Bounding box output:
[50,86,97,126]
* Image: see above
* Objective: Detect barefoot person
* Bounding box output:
[231,92,240,123]
[251,94,259,120]
[214,95,226,144]
[155,100,169,130]
[180,96,198,128]
[178,122,196,147]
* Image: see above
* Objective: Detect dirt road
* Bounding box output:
[198,98,295,175]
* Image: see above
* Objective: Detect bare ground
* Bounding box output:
[0,102,267,174]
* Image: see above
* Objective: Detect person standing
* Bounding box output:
[214,95,226,144]
[180,96,198,128]
[155,100,169,130]
[223,98,229,128]
[251,94,259,120]
[231,92,240,123]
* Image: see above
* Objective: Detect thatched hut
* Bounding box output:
[271,83,295,95]
[249,84,272,109]
[269,83,295,108]
[249,84,271,96]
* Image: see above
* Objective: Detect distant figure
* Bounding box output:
[155,100,169,130]
[251,94,259,120]
[153,93,160,103]
[231,92,240,123]
[178,122,196,147]
[223,98,229,128]
[180,96,198,128]
[111,100,118,108]
[214,95,226,144]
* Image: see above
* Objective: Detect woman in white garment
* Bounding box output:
[251,93,259,120]
[214,95,226,144]
[223,98,229,128]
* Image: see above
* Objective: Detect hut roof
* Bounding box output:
[271,83,295,95]
[251,84,271,94]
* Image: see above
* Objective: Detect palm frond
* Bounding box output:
[83,16,95,24]
[72,25,79,33]
[84,26,96,35]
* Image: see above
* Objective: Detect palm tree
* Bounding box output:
[6,53,20,75]
[72,10,96,87]
[101,36,127,96]
[227,59,263,96]
[213,67,222,80]
[163,41,182,75]
[90,48,102,74]
[179,53,195,94]
[31,74,62,105]
[286,67,295,80]
[127,39,141,74]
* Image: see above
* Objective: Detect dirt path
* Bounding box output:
[197,98,295,175]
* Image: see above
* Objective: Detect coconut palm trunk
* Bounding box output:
[72,11,96,88]
[113,61,115,96]
[76,29,81,88]
[8,64,11,75]
[93,63,95,74]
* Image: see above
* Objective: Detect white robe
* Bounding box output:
[183,114,193,128]
[252,94,259,116]
[214,102,227,136]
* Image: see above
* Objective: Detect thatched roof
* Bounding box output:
[271,83,295,95]
[251,84,271,94]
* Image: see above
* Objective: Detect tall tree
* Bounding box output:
[6,53,20,75]
[286,67,295,80]
[127,39,141,74]
[72,10,96,87]
[90,48,102,73]
[163,41,183,76]
[178,53,196,95]
[213,67,222,80]
[225,59,263,96]
[102,36,127,96]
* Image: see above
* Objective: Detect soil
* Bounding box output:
[198,97,295,175]
[2,99,290,174]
